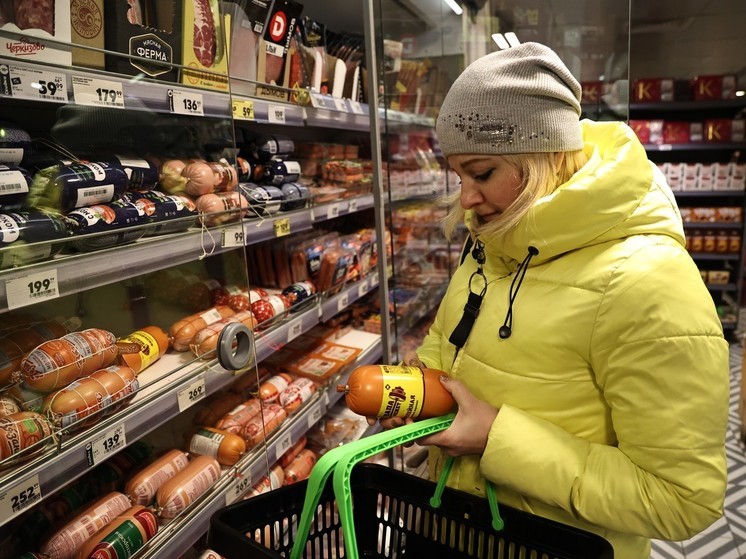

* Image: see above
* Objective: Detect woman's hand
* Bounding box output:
[417,376,498,457]
[365,352,425,431]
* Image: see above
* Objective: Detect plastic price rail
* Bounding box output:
[289,413,504,559]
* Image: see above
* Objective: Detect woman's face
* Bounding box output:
[448,154,523,224]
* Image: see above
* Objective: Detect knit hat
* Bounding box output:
[436,42,583,157]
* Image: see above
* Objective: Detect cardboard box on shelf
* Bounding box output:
[705,119,746,143]
[180,0,231,91]
[255,0,303,102]
[70,0,104,68]
[689,122,704,143]
[693,74,737,101]
[581,81,606,103]
[663,121,691,144]
[104,0,183,81]
[632,78,674,102]
[0,0,72,64]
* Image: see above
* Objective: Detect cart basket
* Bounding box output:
[209,463,613,559]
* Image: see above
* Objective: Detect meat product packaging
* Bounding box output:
[29,161,129,212]
[104,0,183,81]
[0,0,72,64]
[66,198,149,251]
[0,121,32,165]
[181,0,231,91]
[0,165,32,210]
[0,210,72,269]
[222,0,271,97]
[70,0,105,68]
[255,0,303,101]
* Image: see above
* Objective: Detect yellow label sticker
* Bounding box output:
[377,365,424,418]
[395,81,407,93]
[121,330,159,371]
[232,99,255,121]
[274,218,291,237]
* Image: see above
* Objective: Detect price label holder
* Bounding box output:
[0,63,66,102]
[226,470,253,506]
[86,424,126,466]
[177,375,207,412]
[348,198,358,213]
[275,432,293,461]
[0,474,42,523]
[72,76,125,109]
[169,88,204,116]
[232,99,255,121]
[309,92,324,109]
[658,144,673,151]
[349,100,364,115]
[268,105,286,124]
[274,218,291,237]
[307,400,325,428]
[371,274,380,287]
[287,319,303,343]
[334,98,348,112]
[327,203,340,220]
[222,224,245,247]
[358,281,369,298]
[6,269,59,310]
[337,292,349,313]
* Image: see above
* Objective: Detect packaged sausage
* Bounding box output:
[169,306,236,352]
[258,373,293,402]
[0,165,32,210]
[154,456,222,519]
[283,448,317,484]
[214,398,262,435]
[188,427,246,466]
[262,160,301,185]
[178,279,223,313]
[193,391,245,427]
[29,161,130,212]
[196,190,250,226]
[116,326,170,374]
[279,378,316,414]
[0,210,72,269]
[66,198,149,252]
[241,403,287,448]
[278,434,307,468]
[254,135,295,162]
[317,245,356,293]
[243,464,285,498]
[112,155,159,191]
[239,183,283,217]
[0,411,53,460]
[190,310,258,359]
[0,394,22,415]
[280,182,310,211]
[0,318,71,387]
[236,157,263,183]
[74,505,158,559]
[0,120,32,164]
[124,190,198,236]
[124,449,190,506]
[250,294,289,328]
[281,281,316,310]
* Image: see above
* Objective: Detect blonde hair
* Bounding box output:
[443,149,589,241]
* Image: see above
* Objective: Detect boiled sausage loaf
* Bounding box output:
[74,505,158,559]
[154,455,221,519]
[169,306,235,351]
[124,449,190,506]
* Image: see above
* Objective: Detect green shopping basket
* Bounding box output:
[208,415,613,558]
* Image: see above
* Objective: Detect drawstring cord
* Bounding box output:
[498,246,539,339]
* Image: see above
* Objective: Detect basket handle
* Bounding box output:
[429,456,504,531]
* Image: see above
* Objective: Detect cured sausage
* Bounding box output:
[337,365,455,419]
[190,311,257,359]
[214,398,262,435]
[240,403,286,448]
[43,365,139,428]
[20,329,118,392]
[74,505,158,559]
[124,449,190,506]
[283,449,317,485]
[169,306,235,352]
[188,426,246,466]
[154,455,221,519]
[0,411,53,460]
[41,492,132,559]
[116,326,169,374]
[279,377,316,414]
[257,373,293,402]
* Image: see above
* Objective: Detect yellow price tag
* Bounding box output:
[232,99,255,121]
[395,81,407,93]
[274,218,291,237]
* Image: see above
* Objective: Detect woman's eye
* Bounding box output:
[474,169,494,181]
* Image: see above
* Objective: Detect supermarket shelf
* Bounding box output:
[0,57,231,118]
[136,336,383,559]
[396,281,448,334]
[644,143,746,152]
[231,94,304,126]
[683,222,743,229]
[0,197,376,312]
[675,190,746,198]
[0,281,377,528]
[380,107,436,129]
[630,100,746,112]
[690,252,741,260]
[707,283,738,292]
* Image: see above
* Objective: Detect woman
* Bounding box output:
[386,42,729,558]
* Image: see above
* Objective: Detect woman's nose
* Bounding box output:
[460,183,482,209]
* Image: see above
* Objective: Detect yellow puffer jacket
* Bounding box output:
[417,120,729,559]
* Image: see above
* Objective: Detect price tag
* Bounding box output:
[658,144,673,151]
[275,432,293,461]
[86,424,126,466]
[274,218,291,237]
[0,474,42,522]
[177,375,207,412]
[307,401,324,428]
[309,92,324,108]
[72,76,125,109]
[371,274,380,287]
[337,292,349,312]
[348,199,358,213]
[327,203,340,219]
[169,88,204,116]
[358,281,368,298]
[288,319,303,343]
[232,99,255,121]
[334,98,348,112]
[0,64,66,102]
[268,105,286,124]
[6,269,59,310]
[226,471,253,506]
[321,391,330,409]
[222,224,245,248]
[350,100,364,115]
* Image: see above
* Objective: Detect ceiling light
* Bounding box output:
[505,32,521,47]
[444,0,463,16]
[492,33,510,50]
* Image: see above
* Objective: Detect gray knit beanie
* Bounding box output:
[436,42,583,157]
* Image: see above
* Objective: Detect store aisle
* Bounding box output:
[651,342,746,559]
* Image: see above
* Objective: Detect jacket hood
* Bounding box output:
[478,120,685,267]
